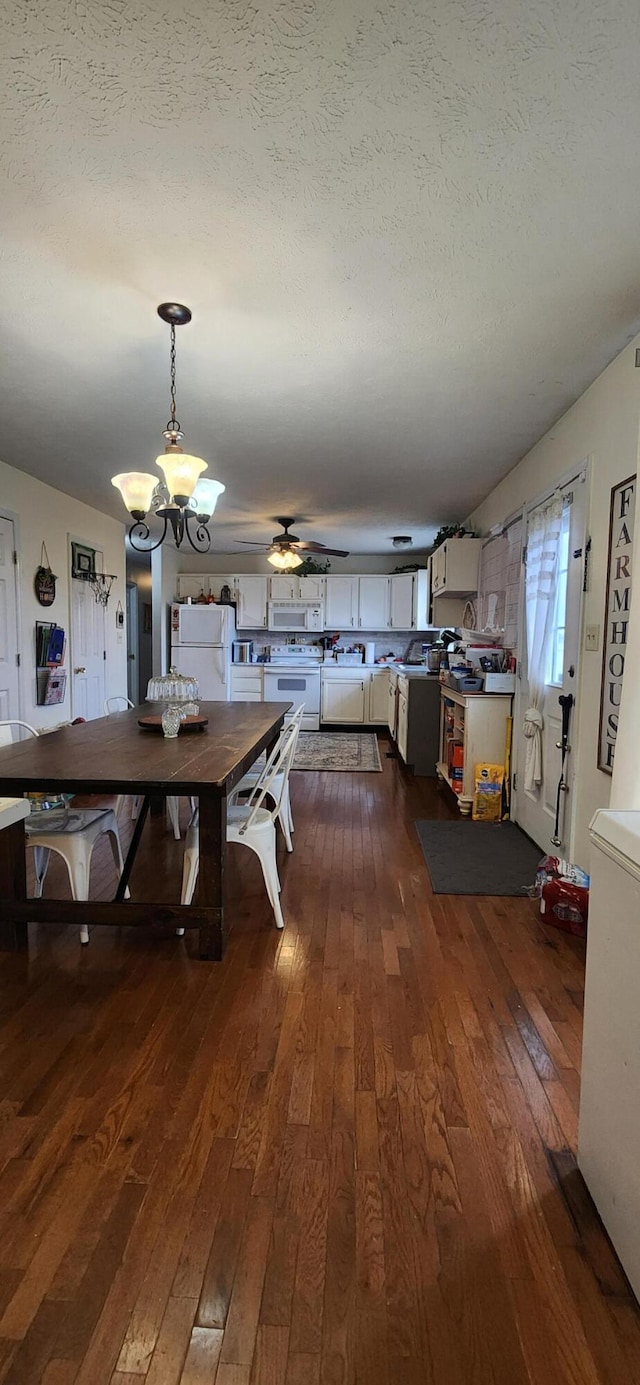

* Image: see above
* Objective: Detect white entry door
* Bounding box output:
[514,479,586,851]
[71,567,106,720]
[0,516,20,720]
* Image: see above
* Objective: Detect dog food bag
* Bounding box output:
[472,764,504,822]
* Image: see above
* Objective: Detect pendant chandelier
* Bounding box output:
[112,303,224,552]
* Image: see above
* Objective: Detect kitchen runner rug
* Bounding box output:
[414,819,541,895]
[293,732,382,772]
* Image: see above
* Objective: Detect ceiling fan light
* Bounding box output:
[157,451,207,507]
[191,477,225,521]
[268,549,303,571]
[111,471,158,519]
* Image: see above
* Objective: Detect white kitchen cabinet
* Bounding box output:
[321,672,366,723]
[298,575,326,601]
[358,576,390,630]
[389,573,414,629]
[230,667,263,702]
[429,537,481,598]
[268,575,298,600]
[368,668,389,723]
[389,571,430,630]
[325,577,357,630]
[268,575,326,601]
[397,690,409,761]
[236,576,268,628]
[176,574,212,601]
[388,671,398,736]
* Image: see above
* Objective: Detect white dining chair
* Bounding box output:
[229,704,304,852]
[105,698,183,839]
[178,720,299,930]
[0,720,130,945]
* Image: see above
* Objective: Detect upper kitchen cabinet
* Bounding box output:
[268,575,326,601]
[298,575,326,601]
[389,570,429,630]
[358,576,390,630]
[325,576,357,629]
[429,536,481,598]
[236,575,268,628]
[176,573,213,601]
[269,575,298,600]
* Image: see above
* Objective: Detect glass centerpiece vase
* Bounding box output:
[146,667,200,736]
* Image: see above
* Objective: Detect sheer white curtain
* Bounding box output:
[523,494,563,792]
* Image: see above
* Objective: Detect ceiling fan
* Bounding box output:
[234,517,349,570]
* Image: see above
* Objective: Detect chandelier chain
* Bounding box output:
[168,323,179,433]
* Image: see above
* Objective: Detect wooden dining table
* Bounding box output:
[0,701,291,960]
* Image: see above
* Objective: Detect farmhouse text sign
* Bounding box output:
[599,474,635,773]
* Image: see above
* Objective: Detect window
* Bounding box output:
[548,504,571,687]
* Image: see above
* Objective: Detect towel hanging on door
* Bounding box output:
[523,706,544,791]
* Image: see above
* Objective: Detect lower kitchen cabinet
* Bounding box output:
[321,674,367,724]
[389,673,441,775]
[230,667,263,702]
[368,668,389,723]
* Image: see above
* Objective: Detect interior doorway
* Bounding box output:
[513,474,586,852]
[70,544,106,720]
[126,582,139,704]
[125,544,152,707]
[0,514,20,721]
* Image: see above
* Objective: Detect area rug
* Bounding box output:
[415,819,542,895]
[293,732,382,772]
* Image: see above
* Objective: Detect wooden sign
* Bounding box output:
[599,474,635,773]
[34,542,57,607]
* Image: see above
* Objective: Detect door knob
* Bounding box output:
[74,667,86,674]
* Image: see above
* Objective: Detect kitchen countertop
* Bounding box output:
[236,662,439,675]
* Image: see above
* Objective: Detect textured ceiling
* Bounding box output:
[2,0,640,552]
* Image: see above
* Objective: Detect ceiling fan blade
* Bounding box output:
[294,541,350,557]
[233,540,272,547]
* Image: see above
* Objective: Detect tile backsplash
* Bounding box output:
[239,629,445,660]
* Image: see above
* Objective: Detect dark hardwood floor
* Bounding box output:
[0,737,637,1384]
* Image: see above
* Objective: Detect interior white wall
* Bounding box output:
[467,334,640,869]
[0,458,127,730]
[165,551,427,578]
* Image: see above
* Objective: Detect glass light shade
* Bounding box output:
[111,471,157,516]
[268,548,303,571]
[191,476,225,520]
[157,452,207,504]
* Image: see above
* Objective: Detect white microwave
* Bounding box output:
[268,600,324,633]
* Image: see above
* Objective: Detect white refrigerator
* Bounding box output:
[579,809,640,1300]
[170,604,236,701]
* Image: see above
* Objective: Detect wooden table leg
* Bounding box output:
[0,820,28,950]
[196,794,227,961]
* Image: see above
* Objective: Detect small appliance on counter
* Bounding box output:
[232,640,254,664]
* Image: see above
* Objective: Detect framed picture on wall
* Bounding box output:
[598,473,635,774]
[71,542,96,580]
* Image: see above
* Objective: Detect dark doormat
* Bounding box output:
[414,819,542,896]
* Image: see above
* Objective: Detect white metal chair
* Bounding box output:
[0,720,130,945]
[105,698,183,839]
[229,705,304,852]
[178,720,299,931]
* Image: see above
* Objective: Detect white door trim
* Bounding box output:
[0,507,23,720]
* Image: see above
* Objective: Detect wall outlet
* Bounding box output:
[116,632,124,646]
[585,624,600,651]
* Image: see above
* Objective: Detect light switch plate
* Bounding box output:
[585,624,600,651]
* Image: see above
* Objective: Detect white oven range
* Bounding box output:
[263,645,321,731]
